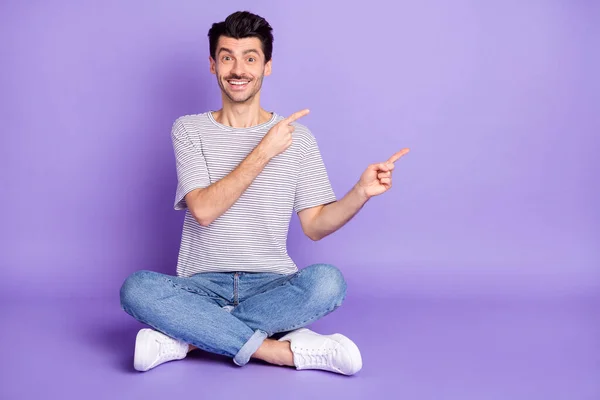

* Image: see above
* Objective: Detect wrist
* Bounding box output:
[251,146,271,166]
[353,183,370,202]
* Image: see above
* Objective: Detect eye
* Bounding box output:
[248,57,256,62]
[222,56,232,62]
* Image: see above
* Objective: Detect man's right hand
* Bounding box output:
[257,109,310,160]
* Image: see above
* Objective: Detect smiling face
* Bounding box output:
[210,36,272,104]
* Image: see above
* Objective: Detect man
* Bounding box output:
[120,10,409,376]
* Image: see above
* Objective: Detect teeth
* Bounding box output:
[229,81,248,85]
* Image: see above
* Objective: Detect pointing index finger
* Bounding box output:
[285,109,310,124]
[388,148,410,163]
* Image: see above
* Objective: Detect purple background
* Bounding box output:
[1,1,599,399]
[2,1,599,299]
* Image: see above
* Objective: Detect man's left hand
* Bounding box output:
[356,148,410,199]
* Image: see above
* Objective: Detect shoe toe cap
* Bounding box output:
[334,335,362,375]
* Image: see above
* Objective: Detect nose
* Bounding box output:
[231,60,243,76]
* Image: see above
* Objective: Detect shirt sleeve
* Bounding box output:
[171,118,211,210]
[294,134,337,213]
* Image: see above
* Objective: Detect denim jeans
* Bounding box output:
[119,263,347,366]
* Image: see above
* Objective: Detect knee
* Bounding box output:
[302,263,347,306]
[119,270,163,312]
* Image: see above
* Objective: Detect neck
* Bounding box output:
[213,93,271,128]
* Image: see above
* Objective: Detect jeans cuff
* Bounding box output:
[233,329,268,366]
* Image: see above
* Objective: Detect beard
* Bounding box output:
[217,72,264,104]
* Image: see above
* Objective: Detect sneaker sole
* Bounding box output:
[134,328,156,372]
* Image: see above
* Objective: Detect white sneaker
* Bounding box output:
[133,328,189,372]
[278,328,362,375]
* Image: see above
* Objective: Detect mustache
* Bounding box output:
[224,75,252,81]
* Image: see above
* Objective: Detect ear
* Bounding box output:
[264,59,272,76]
[209,56,216,74]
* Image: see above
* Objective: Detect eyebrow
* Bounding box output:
[218,47,260,56]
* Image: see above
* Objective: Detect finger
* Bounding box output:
[388,148,410,163]
[380,177,391,185]
[284,109,310,124]
[377,172,391,179]
[375,162,390,172]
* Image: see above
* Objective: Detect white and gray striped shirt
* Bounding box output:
[171,111,337,277]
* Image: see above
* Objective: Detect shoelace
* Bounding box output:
[156,337,184,359]
[296,346,338,367]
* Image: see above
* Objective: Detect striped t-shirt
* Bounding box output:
[170,111,337,277]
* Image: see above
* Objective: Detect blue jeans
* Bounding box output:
[119,263,347,366]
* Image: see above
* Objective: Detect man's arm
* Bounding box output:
[186,148,269,226]
[298,148,410,240]
[297,184,369,241]
[185,109,310,226]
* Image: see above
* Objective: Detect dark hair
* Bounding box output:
[208,11,274,63]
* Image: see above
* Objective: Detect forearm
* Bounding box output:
[188,148,270,226]
[308,184,370,240]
